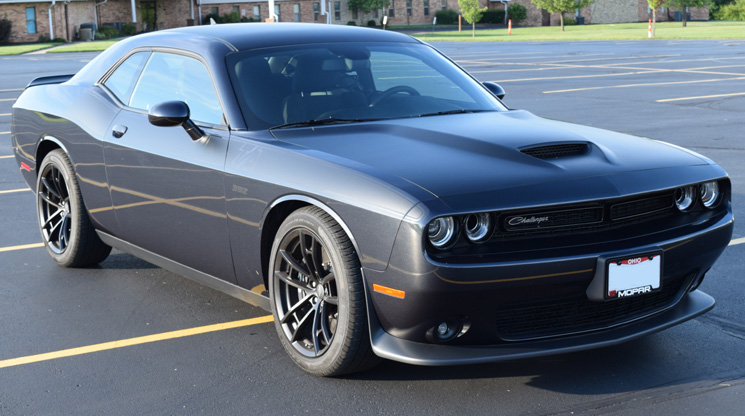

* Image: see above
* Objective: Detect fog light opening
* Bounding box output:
[432,318,469,342]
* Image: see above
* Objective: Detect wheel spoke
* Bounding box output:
[299,232,321,284]
[53,168,68,200]
[320,301,333,345]
[311,303,321,355]
[59,215,71,251]
[323,295,339,305]
[280,294,314,324]
[48,215,65,236]
[41,176,62,201]
[38,192,62,210]
[280,248,310,276]
[290,307,315,343]
[320,272,335,286]
[274,270,309,291]
[42,208,64,229]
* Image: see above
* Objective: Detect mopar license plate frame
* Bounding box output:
[606,252,662,300]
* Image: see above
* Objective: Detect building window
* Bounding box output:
[389,4,395,18]
[352,8,358,19]
[25,7,37,34]
[313,2,320,21]
[441,0,447,10]
[254,5,261,21]
[373,9,379,18]
[424,0,430,16]
[210,7,218,16]
[334,1,340,20]
[275,4,281,21]
[232,5,239,14]
[406,0,412,16]
[294,4,300,21]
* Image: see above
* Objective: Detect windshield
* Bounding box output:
[227,42,504,130]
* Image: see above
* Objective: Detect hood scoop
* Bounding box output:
[521,142,589,160]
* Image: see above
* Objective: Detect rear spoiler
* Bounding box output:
[26,74,75,89]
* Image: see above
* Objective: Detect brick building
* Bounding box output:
[0,0,709,44]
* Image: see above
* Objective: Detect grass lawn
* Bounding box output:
[414,21,745,42]
[0,43,62,55]
[46,40,120,53]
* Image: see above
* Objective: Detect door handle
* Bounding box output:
[112,125,128,138]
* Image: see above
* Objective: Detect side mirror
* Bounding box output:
[148,101,206,141]
[482,82,506,100]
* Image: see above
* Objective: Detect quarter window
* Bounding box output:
[129,53,223,125]
[103,51,150,104]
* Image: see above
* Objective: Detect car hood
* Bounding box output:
[270,110,710,202]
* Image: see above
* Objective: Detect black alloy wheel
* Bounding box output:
[269,207,378,376]
[36,149,111,267]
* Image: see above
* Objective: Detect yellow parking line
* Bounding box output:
[0,155,14,159]
[0,188,28,194]
[0,88,23,92]
[0,113,10,116]
[0,315,274,369]
[544,77,745,94]
[0,242,44,252]
[657,92,745,102]
[729,237,745,246]
[0,131,9,135]
[0,98,16,102]
[0,188,30,194]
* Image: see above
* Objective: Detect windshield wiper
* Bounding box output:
[269,117,378,130]
[414,109,489,118]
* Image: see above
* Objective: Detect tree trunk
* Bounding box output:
[652,9,656,37]
[560,12,564,32]
[472,21,475,38]
[682,9,687,27]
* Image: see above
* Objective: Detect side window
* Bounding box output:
[103,51,150,105]
[129,52,224,126]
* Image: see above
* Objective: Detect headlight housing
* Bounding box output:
[699,181,720,208]
[427,216,457,248]
[674,186,696,211]
[463,213,493,243]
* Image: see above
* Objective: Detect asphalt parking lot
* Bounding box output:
[1,39,744,415]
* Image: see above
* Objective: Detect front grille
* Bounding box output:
[504,207,603,231]
[610,195,673,220]
[521,143,589,160]
[495,273,690,341]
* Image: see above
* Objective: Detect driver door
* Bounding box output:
[102,51,235,282]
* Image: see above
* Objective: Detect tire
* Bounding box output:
[36,149,111,267]
[269,206,379,376]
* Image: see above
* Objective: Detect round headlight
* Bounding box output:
[463,213,492,243]
[700,181,719,208]
[674,186,696,211]
[427,217,456,248]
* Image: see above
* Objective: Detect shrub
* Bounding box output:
[435,8,459,24]
[367,19,376,27]
[714,0,745,20]
[563,16,577,25]
[122,22,136,36]
[347,20,357,25]
[479,9,505,24]
[507,2,527,25]
[53,37,66,43]
[97,25,119,39]
[0,17,11,45]
[94,31,106,40]
[38,34,51,43]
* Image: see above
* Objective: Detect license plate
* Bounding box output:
[607,253,661,299]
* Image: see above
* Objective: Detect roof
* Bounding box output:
[155,23,421,51]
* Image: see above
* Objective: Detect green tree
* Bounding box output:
[665,0,711,26]
[648,0,665,36]
[349,0,390,13]
[714,0,745,19]
[530,0,595,31]
[458,0,487,37]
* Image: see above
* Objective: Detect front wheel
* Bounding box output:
[36,149,111,267]
[269,207,379,376]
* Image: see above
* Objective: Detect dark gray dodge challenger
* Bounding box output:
[11,23,733,376]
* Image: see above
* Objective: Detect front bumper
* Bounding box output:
[363,201,733,365]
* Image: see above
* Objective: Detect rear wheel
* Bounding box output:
[269,207,379,376]
[36,149,111,267]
